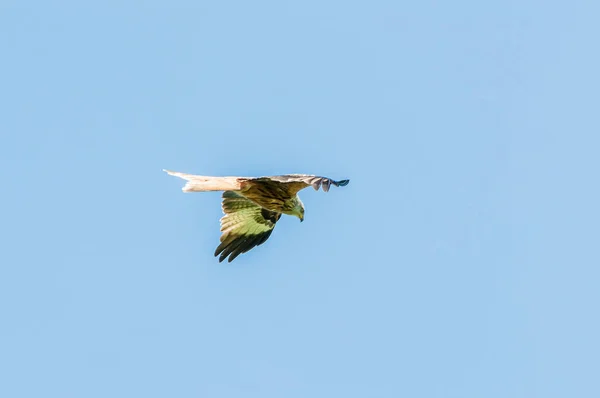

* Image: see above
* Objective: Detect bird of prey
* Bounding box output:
[164,169,350,262]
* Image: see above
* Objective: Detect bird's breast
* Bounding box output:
[240,187,294,213]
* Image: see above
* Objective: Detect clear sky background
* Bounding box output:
[1,1,599,397]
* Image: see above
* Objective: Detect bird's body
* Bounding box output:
[164,169,349,262]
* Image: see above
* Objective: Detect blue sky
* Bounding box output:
[1,1,599,397]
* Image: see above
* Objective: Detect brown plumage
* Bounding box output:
[164,169,349,262]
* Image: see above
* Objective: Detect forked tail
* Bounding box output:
[163,169,242,192]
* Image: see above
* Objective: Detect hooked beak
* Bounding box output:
[300,216,304,222]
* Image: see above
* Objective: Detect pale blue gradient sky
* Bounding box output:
[1,2,599,397]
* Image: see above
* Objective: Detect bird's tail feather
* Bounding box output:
[163,169,242,192]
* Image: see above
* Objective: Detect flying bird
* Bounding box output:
[164,169,349,262]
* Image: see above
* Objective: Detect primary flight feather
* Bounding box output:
[164,169,350,262]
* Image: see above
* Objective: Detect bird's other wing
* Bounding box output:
[163,169,244,192]
[256,174,350,194]
[215,191,281,262]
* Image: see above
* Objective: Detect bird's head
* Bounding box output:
[290,196,305,222]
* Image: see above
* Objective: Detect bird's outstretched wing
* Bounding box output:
[215,191,281,262]
[251,174,350,195]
